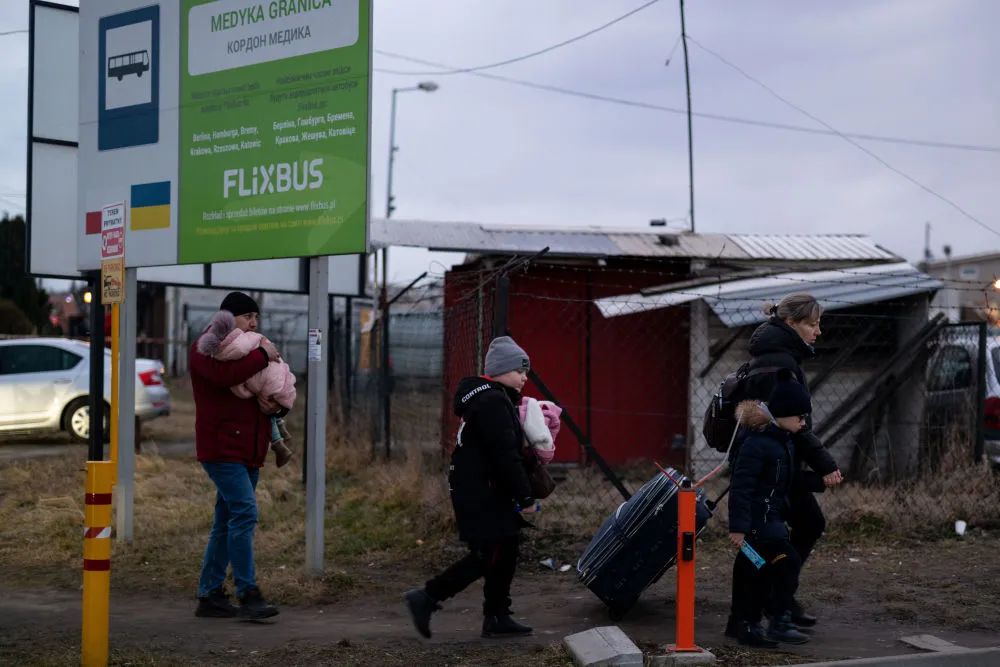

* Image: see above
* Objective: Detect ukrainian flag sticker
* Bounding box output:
[130,181,170,231]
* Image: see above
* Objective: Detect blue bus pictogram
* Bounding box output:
[107,50,150,81]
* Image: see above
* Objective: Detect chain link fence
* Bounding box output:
[344,260,1000,550]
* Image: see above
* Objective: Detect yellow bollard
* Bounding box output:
[82,460,114,667]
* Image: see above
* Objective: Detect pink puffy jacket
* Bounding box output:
[197,311,297,414]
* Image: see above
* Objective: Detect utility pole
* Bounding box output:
[679,0,695,233]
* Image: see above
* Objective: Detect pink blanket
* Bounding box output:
[197,311,297,414]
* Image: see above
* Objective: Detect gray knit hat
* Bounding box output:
[484,336,530,377]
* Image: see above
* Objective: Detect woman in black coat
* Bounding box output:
[741,293,843,624]
[404,336,538,640]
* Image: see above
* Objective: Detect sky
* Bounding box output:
[1,0,997,286]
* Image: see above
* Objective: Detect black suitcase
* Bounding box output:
[576,467,713,619]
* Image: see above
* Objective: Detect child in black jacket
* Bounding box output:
[728,369,813,647]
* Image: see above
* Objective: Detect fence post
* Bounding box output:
[975,322,988,463]
[493,273,509,337]
[344,296,353,418]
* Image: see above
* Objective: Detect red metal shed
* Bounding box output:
[442,257,691,468]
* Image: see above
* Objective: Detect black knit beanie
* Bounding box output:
[767,369,811,418]
[220,291,259,316]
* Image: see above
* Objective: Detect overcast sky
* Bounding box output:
[1,1,997,285]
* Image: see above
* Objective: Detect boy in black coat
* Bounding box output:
[728,370,814,647]
[404,336,538,639]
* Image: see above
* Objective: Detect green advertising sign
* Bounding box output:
[179,0,370,264]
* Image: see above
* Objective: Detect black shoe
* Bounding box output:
[237,586,279,620]
[767,613,810,644]
[404,589,441,639]
[195,588,238,618]
[724,613,739,639]
[789,599,818,627]
[737,621,779,648]
[482,614,533,638]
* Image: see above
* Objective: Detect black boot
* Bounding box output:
[237,586,279,620]
[404,589,441,639]
[767,613,810,644]
[195,587,238,618]
[790,598,818,627]
[737,621,778,648]
[482,614,533,638]
[724,613,739,639]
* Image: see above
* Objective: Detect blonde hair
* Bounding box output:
[763,293,822,323]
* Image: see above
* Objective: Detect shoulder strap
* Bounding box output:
[744,365,785,378]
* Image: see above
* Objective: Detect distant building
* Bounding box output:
[920,250,1000,323]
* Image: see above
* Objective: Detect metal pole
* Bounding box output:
[88,271,105,462]
[386,89,398,220]
[679,0,695,233]
[116,268,137,543]
[345,296,353,416]
[380,89,400,458]
[975,322,988,463]
[110,304,119,482]
[382,284,391,458]
[305,256,329,574]
[492,274,510,338]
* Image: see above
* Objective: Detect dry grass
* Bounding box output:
[0,424,455,603]
[692,431,1000,542]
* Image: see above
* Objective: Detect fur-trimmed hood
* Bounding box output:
[196,310,237,356]
[736,399,772,431]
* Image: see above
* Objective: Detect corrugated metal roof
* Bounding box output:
[595,262,942,326]
[371,219,900,262]
[728,234,896,261]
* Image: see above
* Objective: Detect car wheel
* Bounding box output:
[64,397,110,444]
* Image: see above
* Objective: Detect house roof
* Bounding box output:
[370,219,899,263]
[922,250,1000,271]
[595,261,942,327]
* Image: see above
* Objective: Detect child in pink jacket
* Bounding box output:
[198,310,297,467]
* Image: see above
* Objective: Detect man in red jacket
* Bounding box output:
[191,291,281,620]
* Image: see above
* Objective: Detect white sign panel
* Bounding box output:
[186,0,359,75]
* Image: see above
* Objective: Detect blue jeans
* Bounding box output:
[197,462,259,598]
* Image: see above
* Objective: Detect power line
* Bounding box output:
[374,0,661,77]
[374,52,1000,154]
[0,29,28,37]
[686,35,1000,240]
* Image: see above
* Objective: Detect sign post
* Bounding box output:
[83,202,127,666]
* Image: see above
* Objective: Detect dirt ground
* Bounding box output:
[3,378,998,665]
[2,533,998,666]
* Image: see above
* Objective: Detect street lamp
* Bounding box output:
[380,80,438,457]
[385,81,438,220]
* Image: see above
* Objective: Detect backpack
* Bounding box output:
[702,363,782,453]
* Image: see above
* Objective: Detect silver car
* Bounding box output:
[925,331,1000,468]
[0,337,170,443]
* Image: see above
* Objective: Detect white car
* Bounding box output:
[0,337,170,443]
